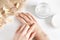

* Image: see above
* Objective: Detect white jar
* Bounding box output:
[52,14,60,28]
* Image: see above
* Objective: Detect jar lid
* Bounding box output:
[52,14,60,28]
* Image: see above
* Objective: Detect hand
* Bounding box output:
[16,12,49,40]
[13,24,36,40]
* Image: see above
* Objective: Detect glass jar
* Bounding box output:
[35,2,53,19]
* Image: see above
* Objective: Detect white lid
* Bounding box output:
[52,14,60,28]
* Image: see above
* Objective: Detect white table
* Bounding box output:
[26,0,60,40]
[0,0,60,40]
[0,15,60,40]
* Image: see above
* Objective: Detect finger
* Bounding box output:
[21,24,29,36]
[19,13,34,26]
[16,13,26,23]
[26,13,36,22]
[14,24,26,40]
[22,13,35,24]
[16,25,22,33]
[19,12,31,23]
[29,32,36,40]
[21,13,31,20]
[17,24,26,34]
[26,23,35,39]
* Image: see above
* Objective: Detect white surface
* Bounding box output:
[0,17,60,40]
[0,16,20,40]
[0,0,60,40]
[27,0,60,14]
[36,18,60,40]
[26,0,60,40]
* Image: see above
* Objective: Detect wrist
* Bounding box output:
[35,27,49,40]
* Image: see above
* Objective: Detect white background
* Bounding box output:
[0,0,60,40]
[26,0,60,40]
[27,0,60,14]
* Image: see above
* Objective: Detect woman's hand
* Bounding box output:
[13,24,36,40]
[16,12,49,40]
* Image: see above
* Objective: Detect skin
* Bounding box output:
[13,24,36,40]
[15,12,49,40]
